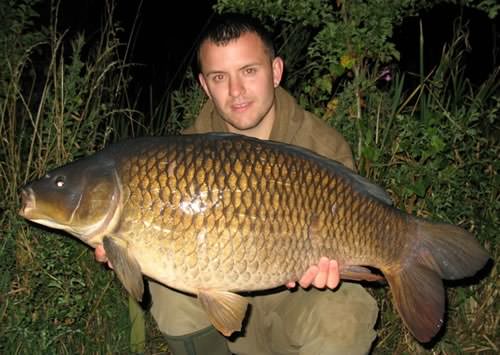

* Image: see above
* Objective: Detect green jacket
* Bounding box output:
[183,86,355,170]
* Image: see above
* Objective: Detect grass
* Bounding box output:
[1,217,131,354]
[0,1,141,353]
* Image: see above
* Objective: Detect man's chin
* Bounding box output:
[223,117,261,132]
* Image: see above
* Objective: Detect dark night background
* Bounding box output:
[39,1,499,114]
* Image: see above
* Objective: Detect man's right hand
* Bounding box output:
[95,244,112,268]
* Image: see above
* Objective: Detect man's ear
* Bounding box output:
[272,57,284,88]
[198,73,212,99]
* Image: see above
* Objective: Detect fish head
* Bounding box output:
[19,156,122,245]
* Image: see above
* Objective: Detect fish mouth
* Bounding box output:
[19,187,35,218]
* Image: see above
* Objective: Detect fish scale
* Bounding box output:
[19,132,489,341]
[156,137,467,288]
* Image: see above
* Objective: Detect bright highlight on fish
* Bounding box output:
[19,133,490,342]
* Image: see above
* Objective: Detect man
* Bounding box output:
[96,12,378,355]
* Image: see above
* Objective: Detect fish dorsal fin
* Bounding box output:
[345,172,393,205]
[302,154,393,205]
[103,236,144,301]
[197,289,249,336]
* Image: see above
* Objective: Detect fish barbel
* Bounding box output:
[18,133,489,342]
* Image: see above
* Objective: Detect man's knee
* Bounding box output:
[272,285,378,354]
[164,326,232,355]
[148,281,212,335]
[312,284,378,354]
[148,282,232,355]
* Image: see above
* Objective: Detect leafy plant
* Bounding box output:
[0,1,141,353]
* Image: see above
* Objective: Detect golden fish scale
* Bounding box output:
[115,137,409,292]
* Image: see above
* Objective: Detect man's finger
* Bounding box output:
[95,245,113,268]
[312,257,329,288]
[95,245,108,263]
[326,259,340,289]
[298,265,319,288]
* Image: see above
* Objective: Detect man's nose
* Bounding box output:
[229,77,245,97]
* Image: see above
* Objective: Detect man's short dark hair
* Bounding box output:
[196,13,275,73]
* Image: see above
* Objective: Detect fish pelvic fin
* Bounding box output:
[103,236,144,302]
[386,218,490,343]
[197,289,249,337]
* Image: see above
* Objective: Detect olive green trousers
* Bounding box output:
[149,282,378,355]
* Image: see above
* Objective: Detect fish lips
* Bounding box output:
[18,186,60,223]
[18,184,79,232]
[18,186,36,219]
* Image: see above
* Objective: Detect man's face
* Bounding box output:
[198,32,283,136]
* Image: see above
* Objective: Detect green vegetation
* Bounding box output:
[0,0,140,353]
[1,0,497,354]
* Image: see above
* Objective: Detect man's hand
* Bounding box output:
[95,244,112,268]
[287,257,340,289]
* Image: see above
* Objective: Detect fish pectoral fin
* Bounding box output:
[103,236,144,302]
[340,265,385,283]
[197,289,249,337]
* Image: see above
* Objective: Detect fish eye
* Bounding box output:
[54,176,65,188]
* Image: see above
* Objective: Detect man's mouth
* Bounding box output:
[231,102,251,112]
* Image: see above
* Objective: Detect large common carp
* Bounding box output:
[19,133,489,342]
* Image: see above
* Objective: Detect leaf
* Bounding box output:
[430,135,445,154]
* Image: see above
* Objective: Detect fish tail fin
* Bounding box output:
[415,219,490,280]
[385,262,445,342]
[384,219,489,342]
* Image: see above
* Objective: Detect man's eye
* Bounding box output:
[245,68,256,75]
[212,74,225,82]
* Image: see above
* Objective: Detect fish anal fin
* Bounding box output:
[340,265,385,282]
[198,289,249,337]
[385,265,444,343]
[103,236,144,302]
